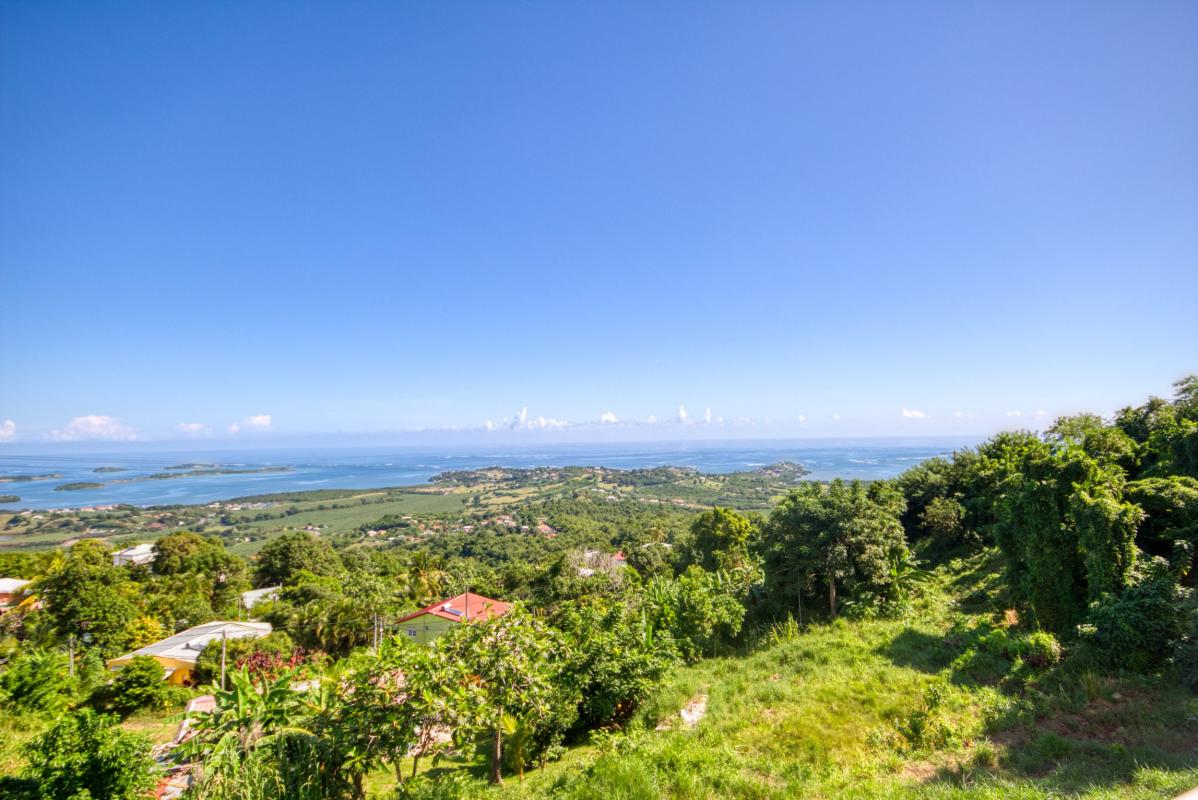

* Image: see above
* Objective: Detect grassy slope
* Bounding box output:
[464,550,1198,800]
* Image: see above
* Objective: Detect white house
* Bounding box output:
[240,586,280,611]
[107,620,272,685]
[0,578,31,609]
[112,542,156,567]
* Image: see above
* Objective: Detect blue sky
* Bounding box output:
[1,1,1196,446]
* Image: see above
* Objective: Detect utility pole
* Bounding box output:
[220,630,227,691]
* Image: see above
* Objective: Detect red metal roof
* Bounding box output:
[395,592,511,625]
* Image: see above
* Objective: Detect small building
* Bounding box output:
[0,578,31,609]
[112,542,156,567]
[240,586,279,611]
[107,620,272,685]
[395,592,510,645]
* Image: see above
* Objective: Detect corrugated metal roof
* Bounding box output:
[395,592,511,625]
[110,620,271,665]
[0,578,31,593]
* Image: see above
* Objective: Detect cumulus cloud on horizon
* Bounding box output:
[901,408,928,419]
[599,411,619,424]
[0,420,15,442]
[50,415,137,442]
[1005,410,1023,417]
[953,411,977,418]
[229,413,272,434]
[676,405,689,424]
[176,422,209,435]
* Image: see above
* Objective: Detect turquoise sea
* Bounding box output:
[0,438,981,510]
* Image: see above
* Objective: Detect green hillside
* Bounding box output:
[368,550,1198,799]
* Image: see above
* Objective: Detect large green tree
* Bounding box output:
[254,531,343,587]
[36,541,139,657]
[761,479,907,618]
[678,507,756,573]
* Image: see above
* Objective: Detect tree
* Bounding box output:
[919,496,966,542]
[762,480,907,618]
[254,531,343,587]
[1125,476,1198,575]
[644,566,747,662]
[677,507,757,573]
[555,599,676,729]
[327,637,474,793]
[440,606,557,784]
[22,709,156,800]
[36,542,138,658]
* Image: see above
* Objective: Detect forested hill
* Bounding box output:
[0,378,1196,799]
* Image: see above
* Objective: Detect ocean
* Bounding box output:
[0,438,981,510]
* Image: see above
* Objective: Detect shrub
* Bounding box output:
[0,648,75,713]
[101,656,170,715]
[1016,631,1062,668]
[1077,561,1189,672]
[21,709,157,800]
[1173,610,1198,693]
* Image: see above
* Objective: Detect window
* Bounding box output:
[407,628,417,638]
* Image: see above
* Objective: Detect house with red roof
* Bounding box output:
[395,591,510,644]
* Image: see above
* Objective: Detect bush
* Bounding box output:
[1173,610,1198,693]
[1077,561,1189,672]
[1017,631,1062,668]
[193,631,312,684]
[21,709,157,800]
[0,648,76,713]
[100,656,170,716]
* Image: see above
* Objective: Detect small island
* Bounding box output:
[0,494,20,504]
[54,482,105,491]
[0,473,64,483]
[93,466,129,473]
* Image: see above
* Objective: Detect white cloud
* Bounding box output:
[1005,410,1022,417]
[703,408,713,424]
[646,415,658,424]
[176,422,209,436]
[229,413,272,434]
[599,411,619,424]
[484,419,497,431]
[50,415,137,442]
[832,413,840,421]
[901,408,928,419]
[953,411,977,419]
[0,420,14,442]
[528,416,569,430]
[676,405,689,424]
[797,415,808,425]
[1034,409,1050,418]
[511,406,529,429]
